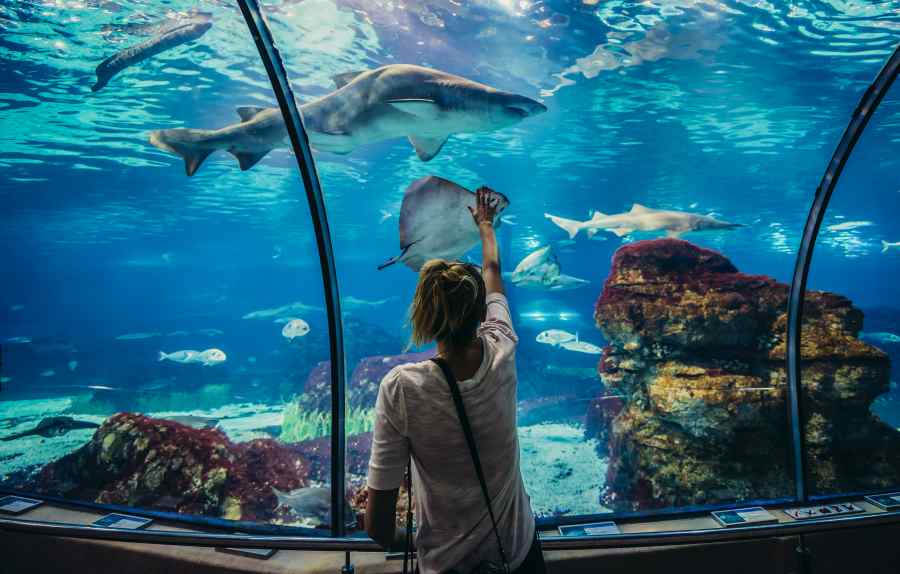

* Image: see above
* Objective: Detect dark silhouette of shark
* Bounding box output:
[2,416,99,441]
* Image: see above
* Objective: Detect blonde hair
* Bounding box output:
[408,259,487,351]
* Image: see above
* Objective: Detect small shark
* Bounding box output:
[149,64,546,175]
[1,416,99,441]
[882,240,900,253]
[161,415,220,429]
[861,331,900,345]
[92,17,212,92]
[341,295,397,310]
[546,204,743,239]
[509,245,589,291]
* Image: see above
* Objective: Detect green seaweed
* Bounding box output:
[279,402,375,443]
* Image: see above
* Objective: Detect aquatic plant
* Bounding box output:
[279,403,375,443]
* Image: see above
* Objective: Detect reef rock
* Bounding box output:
[300,350,436,412]
[33,413,309,522]
[589,239,899,511]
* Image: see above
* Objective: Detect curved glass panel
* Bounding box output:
[254,0,900,527]
[0,2,331,532]
[802,82,900,499]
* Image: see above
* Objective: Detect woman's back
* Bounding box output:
[369,293,534,572]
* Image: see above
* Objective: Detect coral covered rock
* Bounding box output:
[33,413,309,521]
[301,351,436,412]
[589,239,898,511]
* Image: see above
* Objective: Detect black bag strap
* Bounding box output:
[432,357,509,570]
[403,450,415,574]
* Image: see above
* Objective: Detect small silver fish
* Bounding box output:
[536,329,577,346]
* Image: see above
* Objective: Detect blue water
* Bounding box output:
[2,0,900,526]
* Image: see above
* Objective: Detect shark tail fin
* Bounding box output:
[158,352,167,362]
[545,213,582,239]
[883,240,890,253]
[149,129,215,176]
[377,241,417,271]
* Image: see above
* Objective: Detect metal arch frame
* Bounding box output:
[235,0,347,537]
[785,43,900,503]
[1,9,900,557]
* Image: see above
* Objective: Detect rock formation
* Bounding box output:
[33,413,309,522]
[588,238,900,511]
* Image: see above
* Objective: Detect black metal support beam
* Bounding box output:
[235,0,347,537]
[785,43,900,503]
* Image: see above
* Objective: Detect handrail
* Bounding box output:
[3,510,900,552]
[785,42,900,503]
[235,0,347,537]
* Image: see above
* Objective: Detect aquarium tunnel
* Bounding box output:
[4,0,900,565]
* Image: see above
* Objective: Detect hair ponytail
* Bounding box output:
[408,260,487,351]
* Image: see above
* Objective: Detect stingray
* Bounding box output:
[378,176,510,271]
[509,245,589,291]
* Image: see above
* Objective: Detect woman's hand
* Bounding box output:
[468,186,500,227]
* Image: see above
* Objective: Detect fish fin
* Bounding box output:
[236,106,268,122]
[630,203,652,213]
[332,71,365,88]
[883,240,890,253]
[230,149,271,171]
[666,230,683,238]
[149,130,214,176]
[158,351,167,362]
[408,134,448,161]
[611,228,633,237]
[590,211,607,222]
[586,228,598,239]
[377,241,418,271]
[545,213,582,239]
[388,99,441,119]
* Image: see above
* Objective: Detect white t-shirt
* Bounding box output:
[367,293,535,574]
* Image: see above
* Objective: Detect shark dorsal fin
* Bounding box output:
[236,106,267,122]
[408,134,449,161]
[388,99,442,119]
[332,71,366,89]
[630,203,652,213]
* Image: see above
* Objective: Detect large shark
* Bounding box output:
[148,64,547,175]
[545,204,743,239]
[92,15,212,92]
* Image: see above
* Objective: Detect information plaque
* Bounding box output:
[92,513,153,530]
[0,495,43,515]
[558,521,620,537]
[711,507,777,528]
[216,533,277,560]
[864,493,900,510]
[784,502,864,520]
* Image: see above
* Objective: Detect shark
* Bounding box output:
[508,245,589,291]
[149,64,547,176]
[92,16,212,92]
[881,240,900,253]
[2,416,99,441]
[545,204,743,240]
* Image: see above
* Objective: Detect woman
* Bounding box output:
[366,186,545,573]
